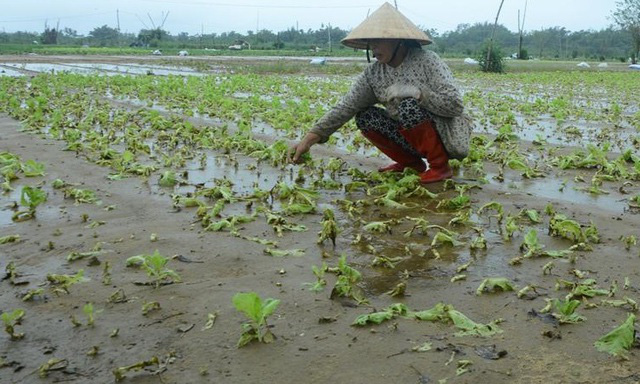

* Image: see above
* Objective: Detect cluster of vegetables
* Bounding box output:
[1,64,639,381]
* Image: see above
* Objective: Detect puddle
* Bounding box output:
[64,63,206,77]
[0,62,106,76]
[0,66,25,77]
[0,62,207,77]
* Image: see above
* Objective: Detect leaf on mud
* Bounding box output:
[448,310,503,337]
[263,248,305,257]
[594,313,636,359]
[352,303,408,326]
[476,278,516,295]
[412,342,433,352]
[0,235,20,245]
[202,313,217,330]
[413,303,451,322]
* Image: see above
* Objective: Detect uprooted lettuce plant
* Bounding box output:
[476,278,516,295]
[328,254,367,304]
[540,298,586,324]
[594,313,636,359]
[113,356,160,382]
[304,263,328,292]
[232,292,280,347]
[126,250,181,288]
[353,302,503,337]
[2,308,25,340]
[46,270,86,295]
[317,208,339,246]
[555,278,610,300]
[64,187,99,204]
[12,186,47,221]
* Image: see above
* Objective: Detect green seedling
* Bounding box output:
[12,186,47,221]
[126,250,181,288]
[404,217,430,237]
[4,262,21,285]
[317,209,339,246]
[371,256,403,269]
[542,261,555,275]
[431,231,464,247]
[113,356,160,382]
[353,302,502,337]
[594,313,636,359]
[386,282,406,297]
[476,278,516,295]
[549,214,585,243]
[449,208,473,226]
[520,209,541,223]
[0,235,20,244]
[1,309,25,340]
[362,220,394,234]
[304,263,327,292]
[517,285,539,300]
[46,270,86,294]
[503,214,519,240]
[51,178,66,189]
[556,278,610,300]
[469,234,487,250]
[39,358,68,378]
[22,288,44,301]
[543,298,586,324]
[83,302,98,326]
[264,211,307,236]
[232,292,280,347]
[67,251,101,262]
[601,297,638,312]
[142,301,161,316]
[329,254,366,304]
[353,303,409,326]
[436,193,470,211]
[621,235,637,250]
[477,201,504,223]
[64,187,99,204]
[102,261,112,285]
[520,229,544,258]
[158,171,179,187]
[20,159,45,177]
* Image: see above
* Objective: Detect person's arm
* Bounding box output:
[289,71,377,162]
[418,52,464,118]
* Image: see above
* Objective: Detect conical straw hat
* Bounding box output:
[341,2,432,49]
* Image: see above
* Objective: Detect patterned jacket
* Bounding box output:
[309,48,472,159]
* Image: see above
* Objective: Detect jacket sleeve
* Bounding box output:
[309,71,378,143]
[418,52,464,118]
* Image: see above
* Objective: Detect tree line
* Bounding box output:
[0,22,635,61]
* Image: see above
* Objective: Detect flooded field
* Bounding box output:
[1,55,640,383]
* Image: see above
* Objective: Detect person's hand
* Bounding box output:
[288,132,322,163]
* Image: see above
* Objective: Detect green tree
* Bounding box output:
[612,0,640,63]
[89,25,120,47]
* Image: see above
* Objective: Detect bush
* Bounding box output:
[478,43,505,73]
[518,48,529,60]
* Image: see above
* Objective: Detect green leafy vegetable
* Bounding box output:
[232,292,280,347]
[594,313,636,359]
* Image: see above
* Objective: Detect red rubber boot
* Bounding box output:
[361,130,426,173]
[399,121,453,184]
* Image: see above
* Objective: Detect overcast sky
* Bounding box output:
[0,0,620,36]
